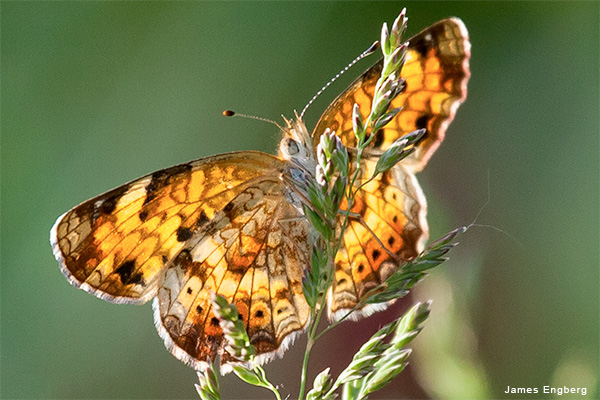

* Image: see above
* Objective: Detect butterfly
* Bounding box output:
[51,17,470,371]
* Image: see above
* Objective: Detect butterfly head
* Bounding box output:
[278,113,315,172]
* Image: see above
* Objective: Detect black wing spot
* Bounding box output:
[99,197,118,215]
[357,264,365,273]
[255,310,264,318]
[393,215,398,223]
[186,287,192,295]
[373,129,385,148]
[223,201,235,218]
[372,249,381,261]
[93,186,128,222]
[210,317,220,327]
[196,211,210,227]
[388,236,396,246]
[196,305,203,314]
[415,114,431,130]
[115,260,144,285]
[412,31,438,57]
[415,115,432,142]
[176,227,193,242]
[139,210,149,222]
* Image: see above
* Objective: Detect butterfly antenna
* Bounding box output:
[299,41,380,119]
[223,110,283,131]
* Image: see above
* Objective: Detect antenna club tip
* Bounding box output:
[367,41,380,53]
[220,110,282,129]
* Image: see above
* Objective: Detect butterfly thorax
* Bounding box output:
[278,115,316,211]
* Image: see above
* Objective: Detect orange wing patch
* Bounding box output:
[313,18,470,172]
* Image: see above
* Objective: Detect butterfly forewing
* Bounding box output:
[313,18,471,172]
[51,152,293,304]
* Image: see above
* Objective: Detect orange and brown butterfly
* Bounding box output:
[51,15,470,372]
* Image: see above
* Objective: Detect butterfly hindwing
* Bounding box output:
[154,177,310,370]
[329,159,427,320]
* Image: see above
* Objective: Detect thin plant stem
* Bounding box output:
[298,160,364,399]
[297,336,313,400]
[261,369,283,400]
[298,246,334,400]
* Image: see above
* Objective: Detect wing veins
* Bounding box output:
[89,176,277,288]
[181,200,270,327]
[348,220,383,286]
[71,174,272,253]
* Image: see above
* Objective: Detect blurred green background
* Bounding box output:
[2,2,598,399]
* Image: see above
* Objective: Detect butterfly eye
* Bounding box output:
[282,138,300,156]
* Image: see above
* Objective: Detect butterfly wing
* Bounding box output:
[313,19,470,319]
[313,18,471,172]
[329,159,427,320]
[52,151,283,304]
[52,150,311,368]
